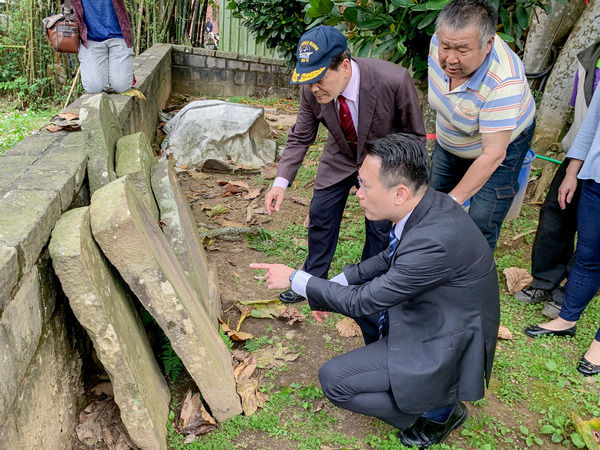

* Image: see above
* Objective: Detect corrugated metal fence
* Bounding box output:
[219,5,282,59]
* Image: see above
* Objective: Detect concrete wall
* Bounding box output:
[0,43,172,449]
[171,46,298,99]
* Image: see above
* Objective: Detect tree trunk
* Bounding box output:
[523,0,585,74]
[532,1,600,152]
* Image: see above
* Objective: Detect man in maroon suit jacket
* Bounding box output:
[265,26,425,321]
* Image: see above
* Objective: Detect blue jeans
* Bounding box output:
[559,180,600,342]
[430,121,535,250]
[78,38,134,94]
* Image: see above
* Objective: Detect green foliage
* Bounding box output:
[219,326,235,352]
[0,106,59,155]
[160,335,184,382]
[228,0,306,65]
[304,0,554,78]
[243,335,274,352]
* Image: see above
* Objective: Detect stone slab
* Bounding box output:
[4,133,58,156]
[0,245,18,310]
[89,176,241,422]
[14,171,76,213]
[0,308,83,450]
[50,207,170,450]
[79,93,123,194]
[116,132,159,220]
[150,160,217,327]
[0,155,39,169]
[0,190,61,271]
[0,268,43,425]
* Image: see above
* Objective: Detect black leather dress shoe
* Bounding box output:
[577,356,600,376]
[398,402,468,448]
[278,288,306,304]
[524,325,576,338]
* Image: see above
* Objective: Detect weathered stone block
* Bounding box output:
[227,60,249,71]
[0,308,83,450]
[150,161,217,327]
[90,177,242,421]
[50,207,170,450]
[0,167,22,194]
[0,268,43,425]
[234,71,257,86]
[5,133,57,156]
[185,53,207,67]
[206,56,227,69]
[115,132,159,220]
[0,190,61,270]
[250,62,269,72]
[79,93,123,194]
[0,155,39,169]
[0,245,18,310]
[14,171,77,213]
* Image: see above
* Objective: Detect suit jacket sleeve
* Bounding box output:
[307,234,452,317]
[275,86,320,183]
[342,250,390,285]
[395,71,426,143]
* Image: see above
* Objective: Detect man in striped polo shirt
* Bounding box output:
[428,0,535,250]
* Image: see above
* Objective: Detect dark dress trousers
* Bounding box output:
[276,58,426,279]
[305,188,500,424]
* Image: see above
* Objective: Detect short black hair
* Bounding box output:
[329,48,351,70]
[365,133,429,191]
[436,0,498,48]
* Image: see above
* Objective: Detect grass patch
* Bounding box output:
[0,106,58,154]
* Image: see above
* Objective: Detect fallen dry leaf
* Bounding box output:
[236,377,269,416]
[292,237,308,247]
[290,196,311,206]
[497,325,513,340]
[503,267,533,294]
[233,353,257,382]
[121,88,147,100]
[237,298,287,319]
[220,321,254,342]
[303,214,310,227]
[243,187,261,200]
[229,180,250,190]
[571,412,600,450]
[254,343,299,368]
[260,162,278,179]
[76,397,136,450]
[335,317,363,338]
[58,112,79,121]
[177,390,217,436]
[90,381,113,397]
[46,124,63,132]
[176,163,190,170]
[280,306,305,325]
[206,204,228,217]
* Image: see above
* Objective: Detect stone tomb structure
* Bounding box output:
[0,42,291,447]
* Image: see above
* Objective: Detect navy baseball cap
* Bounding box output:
[291,26,348,85]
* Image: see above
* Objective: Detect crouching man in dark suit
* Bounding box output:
[251,133,500,448]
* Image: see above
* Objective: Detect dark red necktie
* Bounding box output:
[338,95,357,151]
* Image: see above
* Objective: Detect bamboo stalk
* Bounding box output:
[63,66,80,109]
[135,0,143,56]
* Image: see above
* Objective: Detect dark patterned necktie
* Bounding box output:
[378,228,398,339]
[338,95,357,151]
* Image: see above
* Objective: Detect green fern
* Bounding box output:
[219,327,234,352]
[161,335,184,382]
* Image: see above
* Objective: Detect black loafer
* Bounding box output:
[398,402,468,448]
[278,288,306,304]
[577,356,600,376]
[524,325,576,338]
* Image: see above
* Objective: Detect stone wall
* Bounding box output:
[0,43,172,448]
[171,46,298,99]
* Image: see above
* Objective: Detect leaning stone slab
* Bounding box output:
[0,190,61,271]
[0,267,43,425]
[90,177,242,422]
[49,207,170,450]
[0,245,18,309]
[79,93,123,194]
[116,132,159,220]
[150,160,218,326]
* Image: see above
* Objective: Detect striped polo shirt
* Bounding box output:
[428,34,535,158]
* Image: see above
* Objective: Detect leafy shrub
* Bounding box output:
[304,0,557,79]
[228,0,307,65]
